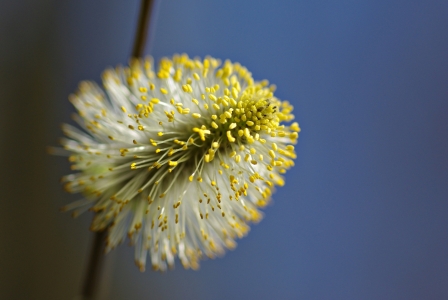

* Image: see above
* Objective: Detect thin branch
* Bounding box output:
[79,2,156,298]
[132,0,155,58]
[81,229,108,299]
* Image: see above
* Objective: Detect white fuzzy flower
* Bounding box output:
[58,54,300,271]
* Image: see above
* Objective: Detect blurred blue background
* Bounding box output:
[1,0,448,299]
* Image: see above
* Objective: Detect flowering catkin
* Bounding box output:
[59,54,299,271]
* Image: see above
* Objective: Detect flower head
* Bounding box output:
[59,54,300,271]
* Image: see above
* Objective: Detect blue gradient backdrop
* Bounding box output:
[2,0,448,299]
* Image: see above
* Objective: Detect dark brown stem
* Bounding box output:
[79,2,155,298]
[132,0,155,58]
[81,229,108,300]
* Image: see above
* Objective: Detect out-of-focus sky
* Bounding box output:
[1,0,448,299]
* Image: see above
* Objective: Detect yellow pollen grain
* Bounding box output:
[173,69,182,82]
[192,113,201,119]
[290,122,300,132]
[226,131,236,143]
[231,87,239,99]
[160,88,168,94]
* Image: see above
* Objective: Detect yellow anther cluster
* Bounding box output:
[193,126,211,141]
